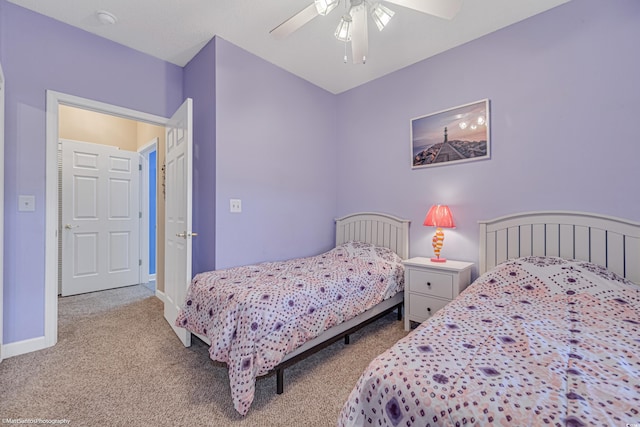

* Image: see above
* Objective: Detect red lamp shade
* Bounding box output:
[423,205,455,228]
[423,205,455,262]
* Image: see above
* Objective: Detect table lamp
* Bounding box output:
[423,204,455,262]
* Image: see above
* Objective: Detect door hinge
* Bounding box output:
[139,163,142,171]
[139,259,142,266]
[139,212,142,219]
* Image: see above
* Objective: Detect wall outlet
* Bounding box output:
[230,199,242,213]
[19,195,36,212]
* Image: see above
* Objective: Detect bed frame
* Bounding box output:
[479,211,640,285]
[194,212,410,395]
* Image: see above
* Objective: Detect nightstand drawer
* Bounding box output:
[408,294,450,320]
[409,269,453,299]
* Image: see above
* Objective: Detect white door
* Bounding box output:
[61,140,140,296]
[164,98,193,347]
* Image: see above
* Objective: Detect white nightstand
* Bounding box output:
[403,257,474,331]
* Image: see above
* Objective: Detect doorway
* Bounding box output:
[58,106,162,296]
[45,91,169,348]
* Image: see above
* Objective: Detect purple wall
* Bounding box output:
[184,38,217,275]
[0,1,183,344]
[335,0,640,275]
[214,38,338,269]
[2,0,639,348]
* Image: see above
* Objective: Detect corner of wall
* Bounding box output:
[183,35,217,275]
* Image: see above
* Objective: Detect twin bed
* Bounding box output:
[175,211,640,424]
[339,211,640,426]
[176,212,410,415]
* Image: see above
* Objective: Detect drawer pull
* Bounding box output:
[427,307,431,312]
[426,282,431,287]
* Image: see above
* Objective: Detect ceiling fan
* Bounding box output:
[270,0,462,64]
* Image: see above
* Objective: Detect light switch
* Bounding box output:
[19,195,36,212]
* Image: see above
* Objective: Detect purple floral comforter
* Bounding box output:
[339,257,640,426]
[176,241,404,415]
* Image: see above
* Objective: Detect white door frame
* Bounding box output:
[44,91,169,351]
[138,138,158,286]
[0,62,5,362]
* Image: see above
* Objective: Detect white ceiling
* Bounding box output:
[7,0,570,94]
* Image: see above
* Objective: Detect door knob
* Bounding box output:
[64,224,79,230]
[176,231,198,238]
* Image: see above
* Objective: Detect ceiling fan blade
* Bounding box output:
[384,0,462,20]
[350,4,368,64]
[270,3,320,39]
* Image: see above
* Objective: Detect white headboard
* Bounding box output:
[479,211,640,284]
[335,212,410,260]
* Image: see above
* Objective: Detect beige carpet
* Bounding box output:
[0,285,408,426]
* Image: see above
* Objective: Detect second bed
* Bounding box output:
[338,211,640,426]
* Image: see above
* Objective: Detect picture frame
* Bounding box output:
[411,99,490,169]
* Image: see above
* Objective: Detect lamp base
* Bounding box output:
[430,257,447,263]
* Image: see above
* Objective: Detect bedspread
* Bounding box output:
[176,241,404,415]
[339,256,640,426]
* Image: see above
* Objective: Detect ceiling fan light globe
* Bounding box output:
[335,15,353,42]
[315,0,340,16]
[371,3,394,31]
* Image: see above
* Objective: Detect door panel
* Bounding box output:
[164,98,193,347]
[74,176,98,217]
[61,140,140,296]
[74,233,98,276]
[109,179,131,218]
[109,231,131,272]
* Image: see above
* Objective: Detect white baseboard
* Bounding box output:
[155,288,166,304]
[3,335,52,359]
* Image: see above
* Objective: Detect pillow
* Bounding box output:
[338,241,403,264]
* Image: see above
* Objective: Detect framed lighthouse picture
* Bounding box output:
[411,99,490,169]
